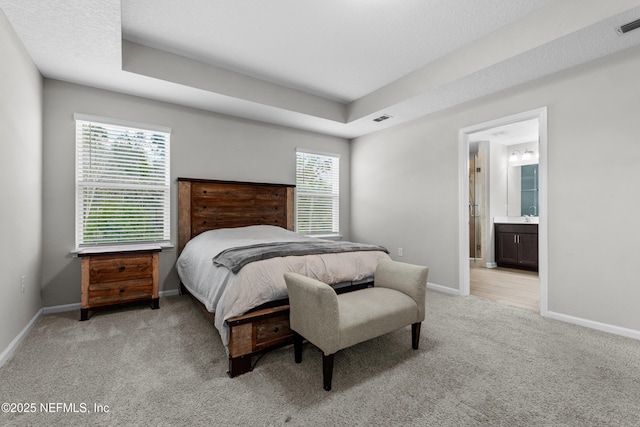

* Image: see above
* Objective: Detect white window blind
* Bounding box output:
[295,150,339,235]
[75,114,171,247]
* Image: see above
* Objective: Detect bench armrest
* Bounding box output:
[374,260,429,321]
[284,272,340,355]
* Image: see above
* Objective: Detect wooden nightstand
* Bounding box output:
[78,245,161,321]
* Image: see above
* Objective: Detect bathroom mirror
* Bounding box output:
[507,164,538,216]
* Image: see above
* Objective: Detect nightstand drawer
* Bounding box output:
[88,279,153,307]
[89,254,154,283]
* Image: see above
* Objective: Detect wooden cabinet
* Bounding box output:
[79,246,161,320]
[495,223,538,271]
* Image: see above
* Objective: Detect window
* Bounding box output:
[75,114,171,247]
[295,149,340,235]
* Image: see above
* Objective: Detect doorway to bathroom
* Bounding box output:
[458,107,548,314]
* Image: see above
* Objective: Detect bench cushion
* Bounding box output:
[337,287,419,351]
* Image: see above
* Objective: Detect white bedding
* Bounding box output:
[176,225,390,350]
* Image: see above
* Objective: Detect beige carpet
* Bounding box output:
[1,291,639,426]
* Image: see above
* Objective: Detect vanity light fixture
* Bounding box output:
[509,149,536,162]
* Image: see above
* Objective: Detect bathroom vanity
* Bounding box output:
[494,217,538,271]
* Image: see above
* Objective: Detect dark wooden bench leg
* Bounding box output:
[294,333,303,363]
[323,353,334,391]
[412,322,421,350]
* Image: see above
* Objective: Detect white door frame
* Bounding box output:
[458,107,548,315]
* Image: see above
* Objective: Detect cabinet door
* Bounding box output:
[518,233,538,268]
[497,232,519,264]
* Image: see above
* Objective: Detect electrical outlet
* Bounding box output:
[397,247,403,257]
[21,275,26,293]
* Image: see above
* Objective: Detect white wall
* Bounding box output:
[488,141,508,265]
[0,10,43,355]
[351,44,640,333]
[41,80,350,307]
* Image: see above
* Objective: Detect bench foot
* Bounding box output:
[294,332,303,363]
[412,322,421,350]
[322,353,334,391]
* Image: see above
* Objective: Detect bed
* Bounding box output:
[176,178,390,377]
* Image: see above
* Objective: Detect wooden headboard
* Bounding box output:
[177,178,295,254]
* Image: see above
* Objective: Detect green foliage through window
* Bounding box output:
[75,115,170,246]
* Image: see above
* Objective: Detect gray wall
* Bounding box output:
[0,10,43,354]
[41,80,350,307]
[351,44,640,333]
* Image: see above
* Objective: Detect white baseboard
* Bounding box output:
[486,262,497,269]
[43,302,81,314]
[427,282,461,296]
[0,308,43,368]
[160,289,180,297]
[41,289,181,315]
[545,310,640,341]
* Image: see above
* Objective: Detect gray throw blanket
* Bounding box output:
[213,240,389,273]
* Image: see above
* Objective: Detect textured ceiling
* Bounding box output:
[2,0,640,138]
[121,0,552,103]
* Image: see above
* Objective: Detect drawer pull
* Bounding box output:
[273,327,279,333]
[120,288,125,293]
[119,266,126,272]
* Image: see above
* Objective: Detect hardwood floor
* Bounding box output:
[470,267,539,311]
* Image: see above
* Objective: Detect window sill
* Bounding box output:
[71,243,174,257]
[304,233,343,240]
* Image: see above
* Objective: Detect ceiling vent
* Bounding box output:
[373,114,392,122]
[617,18,640,35]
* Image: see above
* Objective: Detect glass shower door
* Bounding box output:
[469,153,481,261]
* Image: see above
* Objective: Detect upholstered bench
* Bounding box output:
[284,259,429,391]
